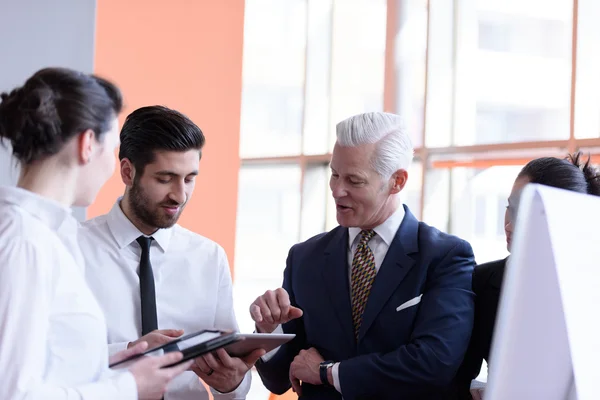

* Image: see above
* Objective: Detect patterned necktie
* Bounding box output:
[350,230,377,340]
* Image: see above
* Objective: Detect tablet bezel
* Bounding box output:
[225,333,295,358]
[109,329,240,369]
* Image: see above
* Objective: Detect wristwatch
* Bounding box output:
[319,360,335,386]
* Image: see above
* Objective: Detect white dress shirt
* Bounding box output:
[263,206,406,396]
[78,199,251,400]
[0,187,137,400]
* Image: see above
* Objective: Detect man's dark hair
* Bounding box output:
[518,151,600,196]
[0,67,122,164]
[118,105,205,175]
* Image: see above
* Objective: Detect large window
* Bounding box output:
[236,3,388,397]
[236,0,600,397]
[239,0,307,158]
[423,163,523,263]
[464,0,572,145]
[235,0,389,335]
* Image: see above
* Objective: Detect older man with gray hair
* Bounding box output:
[250,112,475,399]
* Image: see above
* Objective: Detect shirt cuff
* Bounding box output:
[259,325,283,362]
[77,370,138,400]
[108,341,130,358]
[332,362,342,394]
[210,370,252,399]
[470,379,486,390]
[114,370,138,399]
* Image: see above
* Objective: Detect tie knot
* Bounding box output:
[359,230,376,246]
[136,236,153,252]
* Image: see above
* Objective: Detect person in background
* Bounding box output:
[0,67,191,399]
[454,152,600,400]
[79,105,263,400]
[250,111,476,399]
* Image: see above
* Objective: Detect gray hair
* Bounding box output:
[335,112,414,178]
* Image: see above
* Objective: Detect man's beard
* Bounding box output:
[128,181,184,230]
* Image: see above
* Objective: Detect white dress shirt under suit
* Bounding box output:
[0,187,137,400]
[78,200,251,400]
[263,205,406,395]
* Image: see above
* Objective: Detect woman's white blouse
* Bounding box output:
[0,186,137,399]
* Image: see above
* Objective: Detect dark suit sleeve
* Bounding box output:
[453,267,490,398]
[453,321,485,399]
[338,240,476,399]
[255,246,307,395]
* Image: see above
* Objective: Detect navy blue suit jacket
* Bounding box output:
[256,206,475,399]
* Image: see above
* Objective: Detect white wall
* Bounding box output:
[0,0,97,219]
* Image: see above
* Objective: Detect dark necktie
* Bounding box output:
[137,236,158,335]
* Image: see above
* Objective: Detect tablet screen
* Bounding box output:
[169,330,223,351]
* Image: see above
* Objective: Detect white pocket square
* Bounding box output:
[396,294,423,312]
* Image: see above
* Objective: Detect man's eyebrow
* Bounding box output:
[155,171,178,177]
[155,170,199,177]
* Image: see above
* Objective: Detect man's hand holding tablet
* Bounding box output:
[190,332,295,393]
[191,347,265,393]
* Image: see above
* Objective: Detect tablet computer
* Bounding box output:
[225,333,295,358]
[109,329,240,369]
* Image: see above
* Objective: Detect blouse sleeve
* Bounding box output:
[0,238,137,400]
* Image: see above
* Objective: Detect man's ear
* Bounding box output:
[389,169,408,194]
[120,158,136,186]
[77,129,95,164]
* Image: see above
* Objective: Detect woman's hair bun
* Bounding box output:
[567,151,600,196]
[0,67,123,164]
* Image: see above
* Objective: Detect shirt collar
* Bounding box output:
[107,198,173,252]
[348,205,406,248]
[0,186,76,232]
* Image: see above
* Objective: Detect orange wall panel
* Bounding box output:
[270,392,298,400]
[92,0,245,271]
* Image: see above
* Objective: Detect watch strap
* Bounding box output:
[319,361,334,386]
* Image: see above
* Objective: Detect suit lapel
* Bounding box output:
[322,228,355,349]
[358,207,419,341]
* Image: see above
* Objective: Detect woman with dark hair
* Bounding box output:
[0,67,192,399]
[454,152,600,400]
